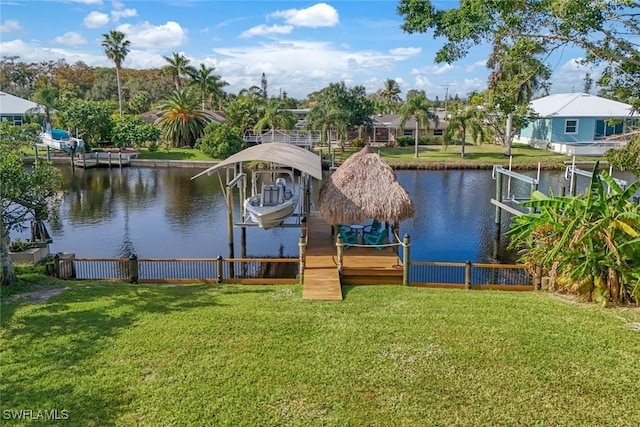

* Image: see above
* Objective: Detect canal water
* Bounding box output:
[26,166,634,262]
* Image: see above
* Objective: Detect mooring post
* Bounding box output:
[336,234,344,273]
[402,234,410,286]
[529,183,536,214]
[493,172,503,259]
[465,260,472,289]
[128,253,138,284]
[46,145,51,162]
[298,234,306,285]
[226,186,235,279]
[216,255,223,283]
[559,186,566,197]
[53,253,60,278]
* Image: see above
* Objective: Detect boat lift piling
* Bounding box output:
[564,156,627,196]
[491,160,540,259]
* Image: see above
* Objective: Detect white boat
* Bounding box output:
[243,175,297,229]
[38,128,84,154]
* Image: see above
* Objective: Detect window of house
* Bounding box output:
[565,120,578,134]
[403,129,413,137]
[433,129,443,136]
[595,120,625,139]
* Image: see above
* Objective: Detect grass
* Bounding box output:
[325,143,597,170]
[22,141,598,170]
[2,279,639,426]
[135,146,216,161]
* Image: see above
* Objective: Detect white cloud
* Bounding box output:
[51,32,87,45]
[465,60,487,73]
[389,47,421,58]
[270,3,339,28]
[115,21,187,49]
[83,11,110,28]
[0,19,23,33]
[71,0,102,4]
[411,64,454,75]
[0,38,107,66]
[212,40,400,97]
[241,24,294,38]
[111,8,137,21]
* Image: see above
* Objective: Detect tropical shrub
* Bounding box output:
[111,115,160,148]
[351,138,366,148]
[507,164,640,304]
[196,122,243,159]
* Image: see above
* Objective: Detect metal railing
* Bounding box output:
[58,255,298,284]
[410,261,533,290]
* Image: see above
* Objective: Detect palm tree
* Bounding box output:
[162,53,196,91]
[101,30,130,117]
[377,78,402,113]
[399,92,433,158]
[188,63,228,110]
[29,85,58,125]
[155,88,212,147]
[444,107,486,157]
[253,98,296,141]
[306,102,341,151]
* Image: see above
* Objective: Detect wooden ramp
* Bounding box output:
[302,212,404,300]
[302,212,343,300]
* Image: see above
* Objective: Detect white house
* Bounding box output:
[515,93,638,156]
[0,91,42,125]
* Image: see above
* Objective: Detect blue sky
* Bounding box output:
[1,0,596,100]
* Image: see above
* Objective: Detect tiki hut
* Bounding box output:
[318,146,414,226]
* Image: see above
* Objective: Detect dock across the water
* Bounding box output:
[74,151,137,168]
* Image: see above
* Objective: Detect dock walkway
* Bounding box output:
[302,212,403,301]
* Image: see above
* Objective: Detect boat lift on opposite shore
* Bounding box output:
[490,156,629,259]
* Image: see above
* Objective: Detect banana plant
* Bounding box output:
[507,163,640,304]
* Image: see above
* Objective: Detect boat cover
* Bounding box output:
[191,142,323,181]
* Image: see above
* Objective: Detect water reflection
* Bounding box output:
[31,166,636,262]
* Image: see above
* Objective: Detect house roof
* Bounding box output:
[191,142,323,181]
[372,114,445,129]
[530,93,637,118]
[0,91,40,115]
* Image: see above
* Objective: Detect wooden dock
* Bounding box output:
[302,212,403,301]
[74,152,132,168]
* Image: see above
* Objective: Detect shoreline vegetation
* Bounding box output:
[26,142,602,171]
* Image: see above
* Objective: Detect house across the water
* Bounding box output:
[515,93,638,156]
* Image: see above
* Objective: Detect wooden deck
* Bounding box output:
[302,212,403,301]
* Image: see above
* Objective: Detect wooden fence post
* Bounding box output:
[128,253,138,283]
[298,234,306,285]
[216,255,223,283]
[534,265,542,290]
[402,234,410,286]
[53,253,60,278]
[336,235,344,273]
[465,260,472,289]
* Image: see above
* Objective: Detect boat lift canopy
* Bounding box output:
[191,142,323,181]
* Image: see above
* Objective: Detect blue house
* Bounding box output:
[516,93,638,156]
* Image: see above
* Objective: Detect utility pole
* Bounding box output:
[442,85,450,119]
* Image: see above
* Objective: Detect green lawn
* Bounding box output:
[23,142,599,170]
[326,143,597,170]
[2,280,638,426]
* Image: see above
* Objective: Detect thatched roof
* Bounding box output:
[318,146,414,224]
